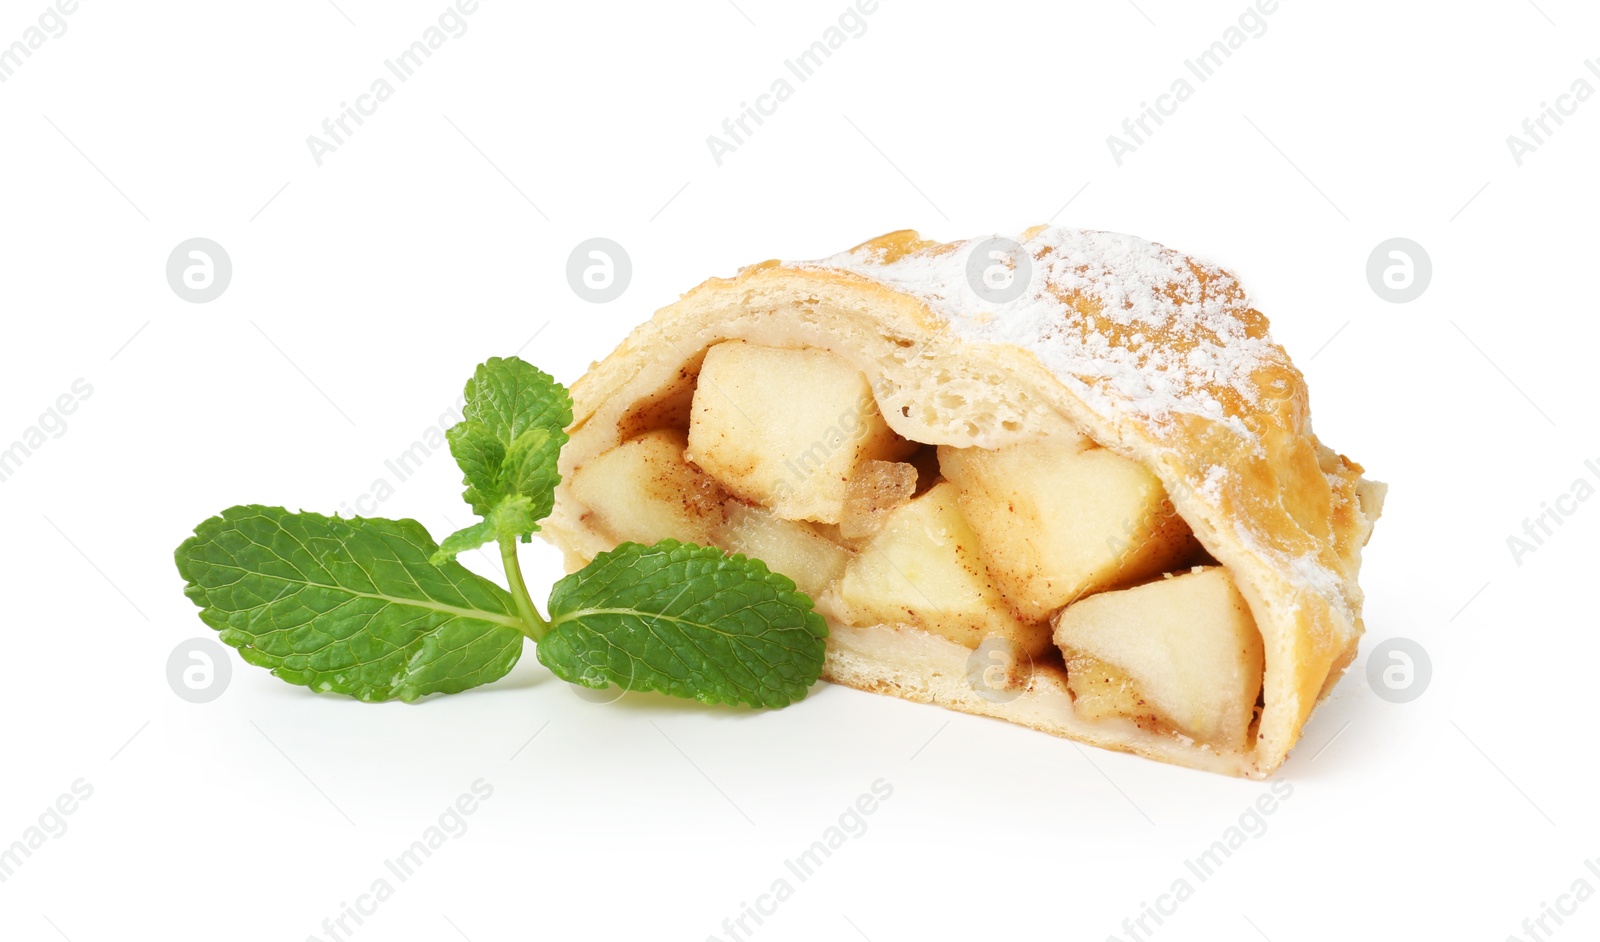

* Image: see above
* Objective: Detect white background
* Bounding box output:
[1,1,1594,940]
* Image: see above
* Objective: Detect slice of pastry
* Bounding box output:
[543,226,1384,778]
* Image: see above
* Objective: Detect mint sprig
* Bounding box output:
[435,357,571,560]
[173,355,829,708]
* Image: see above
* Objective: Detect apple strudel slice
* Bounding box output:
[541,226,1384,778]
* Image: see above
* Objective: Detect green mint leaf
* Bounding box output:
[438,357,571,563]
[537,540,829,709]
[463,355,572,445]
[431,495,539,564]
[175,505,526,702]
[447,420,508,516]
[501,427,562,507]
[433,517,499,563]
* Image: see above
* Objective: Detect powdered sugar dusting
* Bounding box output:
[795,228,1354,613]
[1196,464,1229,503]
[801,228,1282,439]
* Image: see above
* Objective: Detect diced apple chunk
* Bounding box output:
[1053,567,1265,750]
[839,482,1050,654]
[716,502,849,599]
[686,341,914,524]
[568,429,726,547]
[1062,650,1165,728]
[939,435,1195,620]
[838,460,917,540]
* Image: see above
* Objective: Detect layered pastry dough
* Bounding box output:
[542,226,1384,777]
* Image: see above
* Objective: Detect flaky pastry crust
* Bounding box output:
[542,226,1384,777]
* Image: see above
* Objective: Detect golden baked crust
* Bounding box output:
[542,226,1384,777]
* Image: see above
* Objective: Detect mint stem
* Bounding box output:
[499,536,549,642]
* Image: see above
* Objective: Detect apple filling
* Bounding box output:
[569,341,1268,751]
